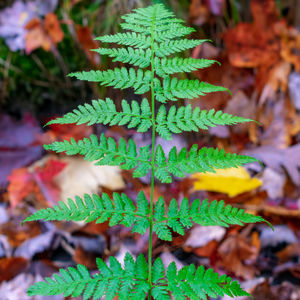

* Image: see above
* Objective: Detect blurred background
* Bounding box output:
[0,0,300,299]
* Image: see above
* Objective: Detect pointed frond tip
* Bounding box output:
[44,98,152,133]
[27,252,150,299]
[153,197,273,240]
[22,191,152,234]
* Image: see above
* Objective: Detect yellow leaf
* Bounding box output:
[192,166,262,197]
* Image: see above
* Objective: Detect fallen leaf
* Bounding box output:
[76,25,99,64]
[289,72,300,110]
[184,225,226,248]
[25,12,64,54]
[56,157,125,202]
[44,13,64,44]
[244,144,300,185]
[0,273,64,300]
[192,166,262,197]
[25,18,51,53]
[7,157,67,207]
[0,220,41,248]
[7,168,33,208]
[218,232,259,279]
[34,158,67,205]
[261,168,285,199]
[223,0,288,90]
[46,122,92,142]
[14,230,56,259]
[0,114,43,188]
[0,257,28,282]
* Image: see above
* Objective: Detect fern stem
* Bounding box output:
[148,5,157,300]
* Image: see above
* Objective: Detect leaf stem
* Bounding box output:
[148,6,157,300]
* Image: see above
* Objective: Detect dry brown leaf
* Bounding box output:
[45,13,64,44]
[76,25,99,64]
[25,18,51,54]
[0,257,28,282]
[218,232,259,280]
[25,13,64,54]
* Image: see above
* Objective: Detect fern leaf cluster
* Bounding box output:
[23,3,271,300]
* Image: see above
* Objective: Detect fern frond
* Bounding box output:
[154,77,229,103]
[95,32,151,49]
[152,197,272,240]
[154,57,219,77]
[44,134,152,178]
[23,191,151,234]
[69,68,151,94]
[92,48,151,68]
[155,104,254,140]
[27,252,150,300]
[165,262,251,300]
[154,39,208,57]
[46,98,152,132]
[155,145,258,183]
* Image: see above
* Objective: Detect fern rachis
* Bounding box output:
[23,4,271,299]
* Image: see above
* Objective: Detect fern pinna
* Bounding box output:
[23,4,271,300]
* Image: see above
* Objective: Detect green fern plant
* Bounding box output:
[23,4,272,299]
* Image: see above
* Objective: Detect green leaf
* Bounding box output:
[151,196,272,241]
[69,67,152,94]
[155,77,230,103]
[46,98,152,133]
[154,57,219,77]
[23,191,152,233]
[44,134,152,176]
[93,48,151,68]
[154,104,254,140]
[152,144,259,183]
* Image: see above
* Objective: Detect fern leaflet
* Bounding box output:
[44,134,151,178]
[69,68,151,94]
[154,57,219,77]
[155,144,258,183]
[154,77,229,103]
[156,104,254,140]
[93,48,151,68]
[23,191,150,234]
[153,197,272,241]
[46,98,152,132]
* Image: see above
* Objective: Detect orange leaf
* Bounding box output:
[25,18,51,54]
[45,13,64,44]
[76,25,99,64]
[7,168,34,208]
[0,257,28,283]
